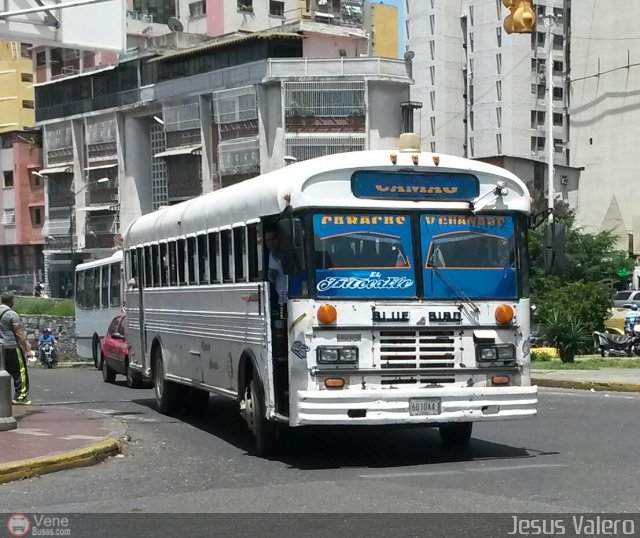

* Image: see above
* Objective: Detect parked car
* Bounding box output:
[100,313,142,388]
[612,290,640,308]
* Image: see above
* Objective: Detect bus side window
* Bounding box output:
[93,268,100,309]
[197,234,208,284]
[110,263,120,306]
[168,241,177,286]
[152,244,160,287]
[248,224,262,282]
[137,247,144,287]
[160,243,168,287]
[101,265,109,307]
[144,246,153,288]
[208,232,218,283]
[177,239,186,286]
[221,230,233,283]
[76,270,85,309]
[233,227,247,282]
[130,249,138,282]
[187,237,197,285]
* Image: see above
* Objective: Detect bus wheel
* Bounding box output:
[92,335,101,369]
[243,375,279,457]
[439,422,473,447]
[125,358,142,389]
[153,349,179,415]
[102,357,116,384]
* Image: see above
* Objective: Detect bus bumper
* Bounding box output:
[291,385,538,426]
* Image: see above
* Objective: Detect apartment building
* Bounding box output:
[34,26,410,296]
[0,41,36,133]
[407,0,580,209]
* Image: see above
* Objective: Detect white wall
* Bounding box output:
[367,80,408,150]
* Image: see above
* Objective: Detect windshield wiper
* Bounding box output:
[430,261,480,313]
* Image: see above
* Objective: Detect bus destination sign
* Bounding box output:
[352,171,479,201]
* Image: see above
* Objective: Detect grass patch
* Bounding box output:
[14,297,74,317]
[532,357,640,370]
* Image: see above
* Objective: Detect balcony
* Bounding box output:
[266,57,411,80]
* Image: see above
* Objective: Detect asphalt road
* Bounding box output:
[1,368,639,518]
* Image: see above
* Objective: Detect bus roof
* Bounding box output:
[124,150,531,246]
[75,249,123,272]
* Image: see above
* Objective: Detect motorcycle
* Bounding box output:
[40,343,55,368]
[592,331,635,357]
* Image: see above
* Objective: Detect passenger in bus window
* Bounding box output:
[264,223,287,306]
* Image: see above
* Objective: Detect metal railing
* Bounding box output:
[267,58,411,80]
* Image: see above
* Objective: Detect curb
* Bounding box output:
[533,377,640,393]
[0,438,121,485]
[31,361,94,369]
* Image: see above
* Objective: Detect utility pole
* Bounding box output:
[546,15,554,222]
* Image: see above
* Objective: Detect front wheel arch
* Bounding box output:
[237,349,261,404]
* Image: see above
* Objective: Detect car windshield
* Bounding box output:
[313,213,416,299]
[422,214,518,299]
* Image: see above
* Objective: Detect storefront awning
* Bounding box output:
[84,163,118,171]
[154,145,202,159]
[39,165,73,175]
[77,204,118,212]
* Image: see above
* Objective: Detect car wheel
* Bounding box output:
[93,335,101,369]
[439,422,473,447]
[102,356,116,383]
[125,358,142,389]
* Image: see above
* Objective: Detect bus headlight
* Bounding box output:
[317,346,359,365]
[476,344,515,364]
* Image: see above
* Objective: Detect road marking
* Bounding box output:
[541,389,639,400]
[59,434,105,441]
[10,428,52,437]
[360,463,568,479]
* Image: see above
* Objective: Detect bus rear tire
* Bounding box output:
[245,375,279,457]
[92,335,101,369]
[154,349,180,415]
[439,422,472,447]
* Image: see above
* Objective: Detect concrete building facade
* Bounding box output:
[0,41,36,133]
[407,0,580,210]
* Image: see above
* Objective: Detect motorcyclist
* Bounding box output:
[38,328,57,365]
[624,304,640,334]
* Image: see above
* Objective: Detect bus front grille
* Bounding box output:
[376,330,456,369]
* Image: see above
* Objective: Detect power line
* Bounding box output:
[570,35,640,41]
[570,61,640,83]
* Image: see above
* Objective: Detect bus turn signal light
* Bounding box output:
[317,304,337,324]
[325,378,345,389]
[495,304,514,325]
[492,375,511,386]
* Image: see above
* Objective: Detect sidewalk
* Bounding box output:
[0,405,122,484]
[532,368,640,392]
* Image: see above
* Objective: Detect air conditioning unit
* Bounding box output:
[560,175,569,185]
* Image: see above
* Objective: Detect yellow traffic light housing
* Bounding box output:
[503,0,536,34]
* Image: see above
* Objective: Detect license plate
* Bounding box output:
[409,398,441,416]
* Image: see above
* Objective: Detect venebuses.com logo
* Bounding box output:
[7,514,30,537]
[6,513,71,536]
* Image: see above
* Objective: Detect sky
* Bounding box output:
[376,0,406,57]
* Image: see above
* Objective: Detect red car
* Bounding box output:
[101,313,142,388]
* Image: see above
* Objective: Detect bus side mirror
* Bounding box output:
[278,218,306,274]
[544,222,566,275]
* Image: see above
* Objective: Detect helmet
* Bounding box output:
[631,304,638,311]
[43,327,50,333]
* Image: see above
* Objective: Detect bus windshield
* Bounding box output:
[313,213,417,299]
[421,214,518,299]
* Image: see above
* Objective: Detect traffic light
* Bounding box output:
[503,0,536,34]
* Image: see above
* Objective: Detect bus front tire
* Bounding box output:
[154,350,180,415]
[439,422,473,447]
[244,375,279,457]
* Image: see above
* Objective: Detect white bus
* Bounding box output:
[74,250,124,367]
[123,135,553,455]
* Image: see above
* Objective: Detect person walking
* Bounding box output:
[0,292,33,405]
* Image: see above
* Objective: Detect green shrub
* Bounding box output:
[14,297,75,317]
[542,310,592,363]
[531,350,554,362]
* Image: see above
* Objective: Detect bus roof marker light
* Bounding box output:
[432,155,440,166]
[390,154,398,165]
[495,304,514,325]
[317,304,337,324]
[411,154,419,165]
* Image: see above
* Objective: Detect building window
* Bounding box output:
[553,138,564,152]
[496,107,502,127]
[31,171,42,187]
[531,136,545,152]
[132,0,176,24]
[536,5,545,18]
[269,0,284,17]
[429,41,435,60]
[469,5,474,26]
[238,0,253,11]
[553,35,563,50]
[469,33,474,53]
[496,133,502,154]
[496,27,502,47]
[20,43,31,58]
[430,142,436,153]
[429,91,435,110]
[469,111,474,131]
[553,112,563,126]
[189,0,205,17]
[35,51,46,67]
[430,117,436,136]
[21,72,33,83]
[430,65,436,85]
[496,53,502,74]
[22,100,34,109]
[496,0,502,20]
[496,80,502,101]
[1,209,15,225]
[429,14,435,34]
[553,87,564,100]
[32,207,43,226]
[553,60,563,74]
[3,171,14,188]
[469,137,474,157]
